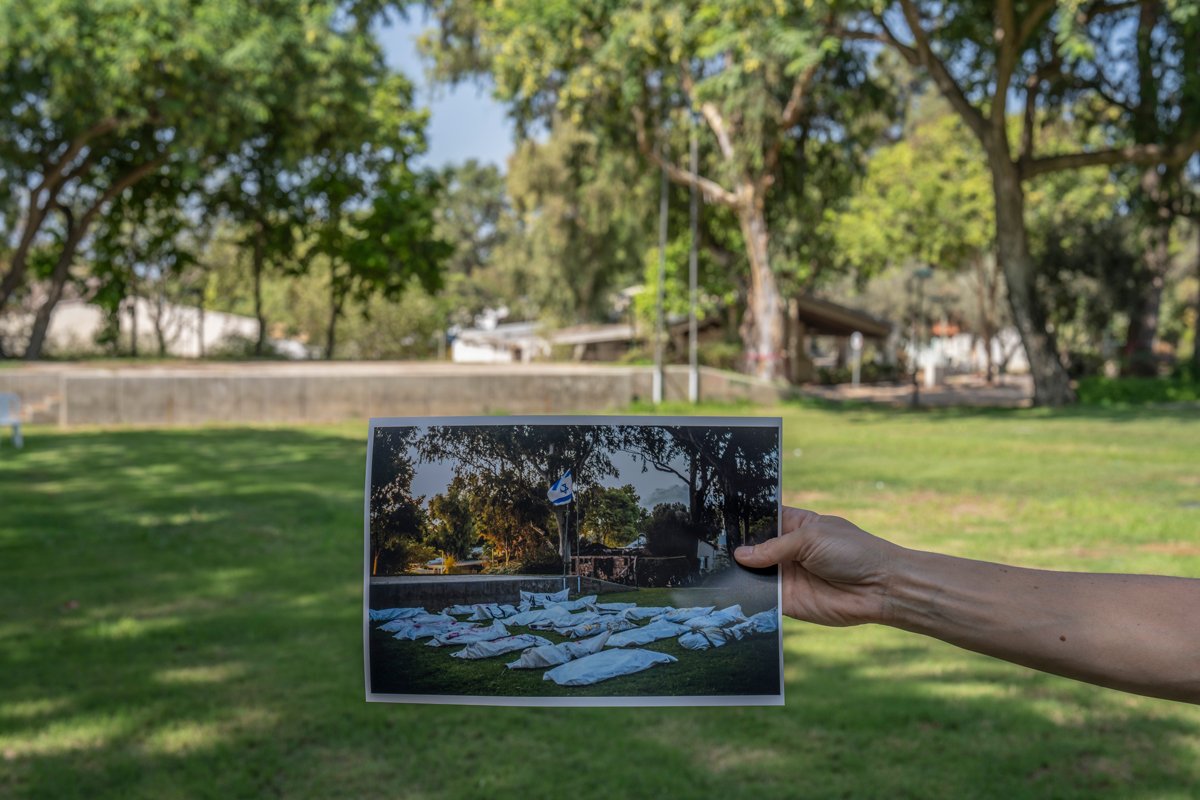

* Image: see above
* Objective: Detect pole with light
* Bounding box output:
[687,109,700,404]
[653,141,668,405]
[909,266,933,407]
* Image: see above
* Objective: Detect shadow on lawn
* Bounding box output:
[2,427,1199,799]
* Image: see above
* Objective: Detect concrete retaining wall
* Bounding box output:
[0,362,789,426]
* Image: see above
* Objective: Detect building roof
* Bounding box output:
[794,295,892,339]
[549,323,637,346]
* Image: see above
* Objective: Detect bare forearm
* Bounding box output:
[885,549,1200,703]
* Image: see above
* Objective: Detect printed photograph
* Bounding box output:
[364,415,783,706]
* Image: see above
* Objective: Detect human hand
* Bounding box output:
[734,507,905,627]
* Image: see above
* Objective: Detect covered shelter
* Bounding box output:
[785,295,893,384]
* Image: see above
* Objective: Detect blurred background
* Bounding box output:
[1,1,1198,798]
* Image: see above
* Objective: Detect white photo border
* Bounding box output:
[362,414,784,707]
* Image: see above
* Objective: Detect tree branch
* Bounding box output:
[36,118,122,200]
[763,62,821,182]
[678,67,739,163]
[887,3,991,143]
[994,0,1018,122]
[1017,0,1057,49]
[1080,0,1139,23]
[1021,131,1200,179]
[78,154,169,232]
[631,106,739,207]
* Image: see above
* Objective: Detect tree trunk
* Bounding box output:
[325,270,344,361]
[24,231,83,360]
[989,153,1075,405]
[129,289,139,357]
[1192,221,1200,377]
[1124,166,1173,377]
[0,188,59,312]
[1123,218,1169,377]
[152,291,169,357]
[735,191,784,382]
[253,224,267,357]
[973,253,997,384]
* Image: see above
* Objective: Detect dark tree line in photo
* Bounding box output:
[368,424,778,577]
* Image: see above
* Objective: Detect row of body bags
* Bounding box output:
[370,598,779,685]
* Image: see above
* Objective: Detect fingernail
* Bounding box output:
[734,546,753,559]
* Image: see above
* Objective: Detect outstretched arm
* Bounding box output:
[735,508,1200,704]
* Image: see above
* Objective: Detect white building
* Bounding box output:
[1,298,313,358]
[450,320,550,364]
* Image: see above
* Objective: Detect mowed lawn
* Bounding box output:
[1,403,1199,799]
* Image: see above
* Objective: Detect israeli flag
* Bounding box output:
[547,469,574,506]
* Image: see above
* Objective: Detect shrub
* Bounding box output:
[1075,376,1200,406]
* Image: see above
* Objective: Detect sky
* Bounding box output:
[373,12,514,170]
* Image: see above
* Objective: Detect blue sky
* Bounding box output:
[374,12,514,170]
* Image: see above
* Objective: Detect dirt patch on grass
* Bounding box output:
[1137,542,1200,556]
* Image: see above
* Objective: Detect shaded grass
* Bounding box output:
[0,405,1198,799]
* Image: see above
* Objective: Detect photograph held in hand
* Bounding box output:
[363,415,783,707]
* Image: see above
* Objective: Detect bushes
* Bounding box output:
[816,361,904,385]
[1075,376,1200,406]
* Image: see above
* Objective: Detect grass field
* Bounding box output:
[2,402,1199,798]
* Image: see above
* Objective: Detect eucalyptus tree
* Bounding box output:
[842,0,1200,403]
[424,0,891,380]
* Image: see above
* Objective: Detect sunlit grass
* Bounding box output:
[1,405,1198,798]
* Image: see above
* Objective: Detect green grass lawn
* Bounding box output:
[2,404,1199,799]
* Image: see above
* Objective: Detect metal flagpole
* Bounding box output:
[653,151,668,405]
[688,112,699,404]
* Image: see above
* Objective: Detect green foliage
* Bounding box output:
[1075,376,1200,406]
[635,232,739,334]
[643,502,705,558]
[369,427,428,575]
[577,484,647,547]
[500,122,655,324]
[425,479,476,560]
[833,96,993,277]
[425,0,894,376]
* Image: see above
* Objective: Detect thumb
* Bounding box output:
[734,529,807,568]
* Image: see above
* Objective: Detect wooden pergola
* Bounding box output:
[784,295,893,384]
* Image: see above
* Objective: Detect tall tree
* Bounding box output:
[203,6,435,357]
[431,160,519,329]
[424,0,889,380]
[845,0,1200,404]
[426,478,476,560]
[499,121,655,325]
[1097,3,1200,374]
[369,427,430,576]
[577,484,648,548]
[0,0,374,358]
[834,96,1003,377]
